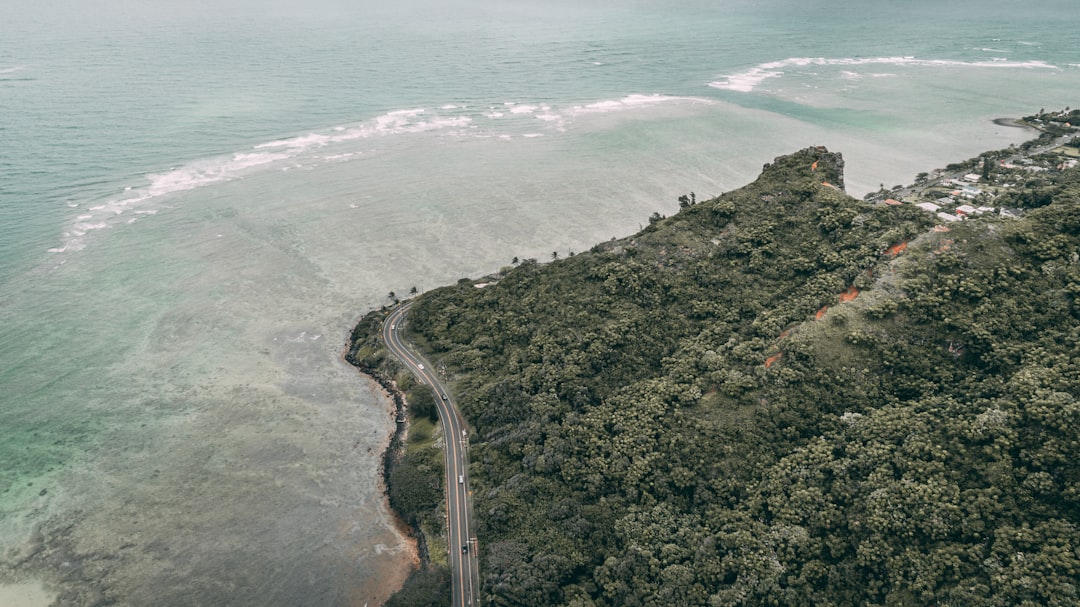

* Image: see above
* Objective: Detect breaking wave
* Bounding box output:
[709,56,1059,93]
[49,94,704,253]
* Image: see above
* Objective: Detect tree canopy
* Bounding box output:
[358,147,1080,606]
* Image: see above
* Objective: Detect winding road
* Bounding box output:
[383,302,481,607]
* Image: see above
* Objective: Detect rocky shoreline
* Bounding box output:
[343,308,432,585]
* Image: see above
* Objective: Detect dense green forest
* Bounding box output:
[353,146,1080,606]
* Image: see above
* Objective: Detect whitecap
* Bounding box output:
[566,94,694,116]
[323,152,355,161]
[710,56,1060,92]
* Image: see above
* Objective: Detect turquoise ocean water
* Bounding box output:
[2,0,1078,604]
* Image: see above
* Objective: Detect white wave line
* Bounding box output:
[709,56,1060,92]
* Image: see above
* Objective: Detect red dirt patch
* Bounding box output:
[811,160,819,171]
[885,242,908,257]
[765,352,783,368]
[815,306,828,321]
[838,285,860,303]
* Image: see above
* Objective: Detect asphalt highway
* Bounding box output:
[383,302,481,607]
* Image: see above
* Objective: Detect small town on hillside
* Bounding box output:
[865,108,1080,222]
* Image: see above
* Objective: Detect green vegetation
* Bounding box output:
[384,565,451,607]
[345,314,450,604]
[354,145,1080,606]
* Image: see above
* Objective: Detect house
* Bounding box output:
[937,212,963,222]
[955,204,980,215]
[964,173,981,182]
[917,202,942,213]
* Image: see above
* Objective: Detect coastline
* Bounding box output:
[342,310,432,601]
[993,117,1038,130]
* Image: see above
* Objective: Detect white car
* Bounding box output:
[417,364,424,370]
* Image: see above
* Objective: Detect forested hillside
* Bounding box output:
[365,147,1080,606]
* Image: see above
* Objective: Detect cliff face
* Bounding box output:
[391,148,1080,607]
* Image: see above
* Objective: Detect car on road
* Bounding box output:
[442,393,449,401]
[417,364,424,370]
[462,544,468,554]
[459,474,464,484]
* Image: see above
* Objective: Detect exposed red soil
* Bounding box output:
[764,352,783,368]
[885,242,908,257]
[838,285,860,302]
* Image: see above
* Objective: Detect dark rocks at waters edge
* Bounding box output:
[343,308,432,569]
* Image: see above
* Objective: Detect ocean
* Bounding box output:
[1,0,1078,604]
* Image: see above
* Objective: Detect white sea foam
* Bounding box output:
[566,94,693,116]
[50,107,474,253]
[0,66,27,79]
[709,56,1060,92]
[52,93,703,253]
